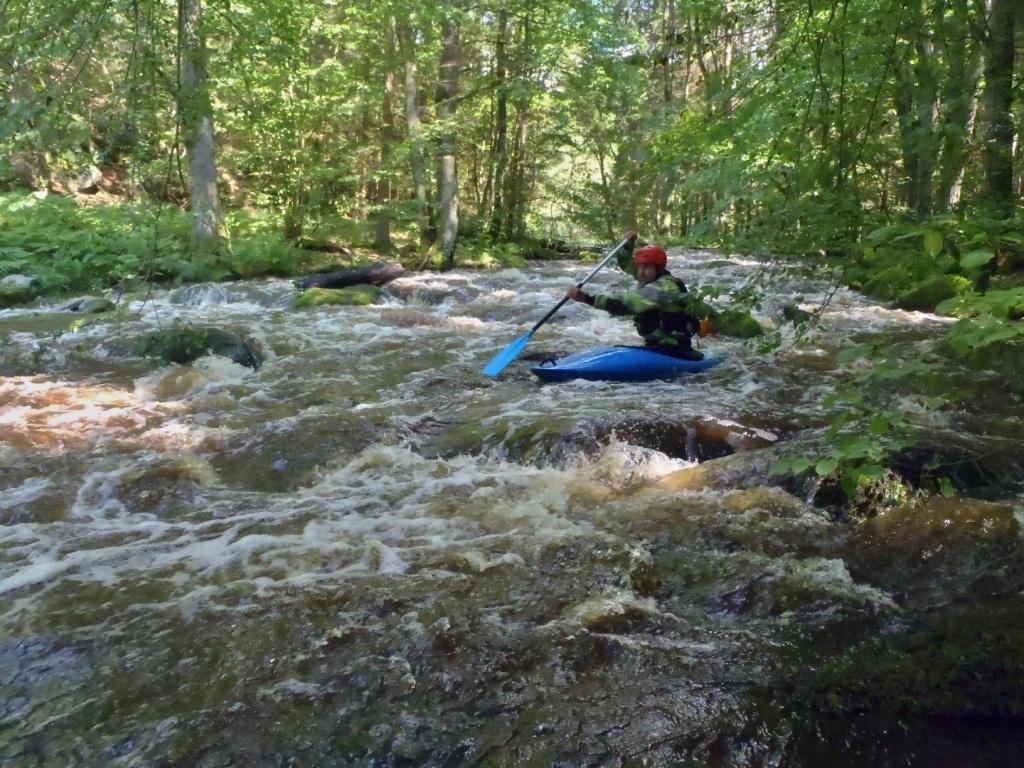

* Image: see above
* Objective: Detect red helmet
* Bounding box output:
[634,245,668,268]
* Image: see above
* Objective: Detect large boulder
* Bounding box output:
[0,275,37,308]
[75,164,104,193]
[294,285,381,308]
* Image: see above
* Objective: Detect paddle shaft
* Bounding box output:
[528,238,630,334]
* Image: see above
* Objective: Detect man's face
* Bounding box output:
[637,264,660,286]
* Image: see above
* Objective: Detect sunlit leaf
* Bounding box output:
[923,229,944,257]
[816,457,839,476]
[959,249,995,271]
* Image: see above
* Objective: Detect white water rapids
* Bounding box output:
[2,249,1020,767]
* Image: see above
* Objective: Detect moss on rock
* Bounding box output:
[896,274,971,312]
[293,285,382,308]
[713,310,764,338]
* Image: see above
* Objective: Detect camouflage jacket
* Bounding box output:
[580,245,696,350]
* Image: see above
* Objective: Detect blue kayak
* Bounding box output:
[531,346,721,383]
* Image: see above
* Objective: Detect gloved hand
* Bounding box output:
[566,286,584,301]
[623,231,638,245]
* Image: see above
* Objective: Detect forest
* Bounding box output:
[1,0,1020,271]
[4,2,1024,765]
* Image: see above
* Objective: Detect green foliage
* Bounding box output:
[772,342,952,500]
[862,266,915,300]
[223,234,301,278]
[0,191,193,292]
[457,239,528,269]
[0,191,319,293]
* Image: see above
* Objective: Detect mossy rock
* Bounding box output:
[0,275,37,308]
[782,303,812,324]
[863,266,915,300]
[713,310,764,338]
[133,326,263,369]
[293,285,382,308]
[896,274,971,312]
[61,297,116,313]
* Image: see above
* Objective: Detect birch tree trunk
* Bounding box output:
[436,16,460,269]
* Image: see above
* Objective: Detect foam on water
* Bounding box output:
[0,249,974,636]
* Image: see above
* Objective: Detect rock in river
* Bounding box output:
[125,326,264,369]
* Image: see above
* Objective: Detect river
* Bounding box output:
[2,249,1023,766]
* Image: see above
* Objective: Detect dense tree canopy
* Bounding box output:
[1,0,1020,256]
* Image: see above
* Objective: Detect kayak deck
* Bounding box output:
[531,345,720,383]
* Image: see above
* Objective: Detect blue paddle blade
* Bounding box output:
[482,331,534,377]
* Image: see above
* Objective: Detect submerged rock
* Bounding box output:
[782,302,812,324]
[169,283,231,306]
[560,590,658,634]
[723,486,818,518]
[293,285,382,308]
[650,448,781,493]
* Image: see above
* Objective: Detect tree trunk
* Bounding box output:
[436,16,460,268]
[373,63,397,253]
[935,0,982,212]
[912,28,939,220]
[894,52,919,213]
[178,0,220,256]
[661,0,674,104]
[488,7,510,240]
[397,22,430,246]
[979,0,1017,216]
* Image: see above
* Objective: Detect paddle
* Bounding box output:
[482,236,632,377]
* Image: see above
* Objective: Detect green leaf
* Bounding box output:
[816,457,839,476]
[938,477,956,497]
[959,249,995,271]
[854,464,885,482]
[923,229,944,257]
[870,413,890,435]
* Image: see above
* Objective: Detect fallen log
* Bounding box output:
[295,262,405,290]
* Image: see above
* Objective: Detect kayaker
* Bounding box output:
[565,232,705,360]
